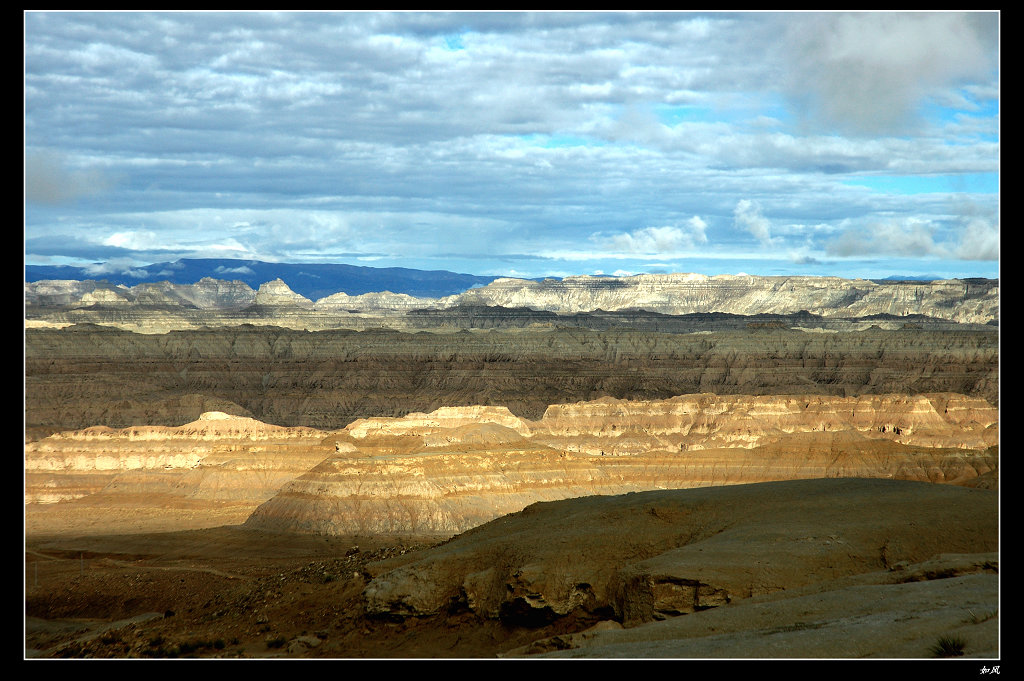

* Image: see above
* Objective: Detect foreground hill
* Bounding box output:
[25,478,998,659]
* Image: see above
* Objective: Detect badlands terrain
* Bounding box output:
[24,272,999,660]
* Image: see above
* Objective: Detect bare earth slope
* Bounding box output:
[360,478,997,657]
[25,479,998,659]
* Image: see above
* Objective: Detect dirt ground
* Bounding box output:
[24,479,1000,661]
[24,524,601,659]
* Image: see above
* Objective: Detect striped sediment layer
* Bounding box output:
[24,324,999,437]
[244,392,997,536]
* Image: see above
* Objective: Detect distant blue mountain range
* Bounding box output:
[24,258,503,300]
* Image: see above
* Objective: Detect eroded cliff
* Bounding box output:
[243,392,997,537]
[25,392,997,539]
[25,412,329,507]
[25,274,999,334]
[24,324,999,438]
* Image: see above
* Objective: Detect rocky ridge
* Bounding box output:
[24,324,999,437]
[25,274,999,333]
[452,274,999,325]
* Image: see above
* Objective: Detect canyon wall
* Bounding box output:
[26,393,997,539]
[243,393,997,537]
[24,324,998,438]
[24,272,999,543]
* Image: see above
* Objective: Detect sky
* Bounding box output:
[24,10,1000,281]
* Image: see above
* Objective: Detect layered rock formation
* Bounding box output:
[24,324,999,437]
[23,267,1001,659]
[451,274,999,325]
[26,392,997,540]
[25,274,999,333]
[243,393,997,537]
[25,412,329,507]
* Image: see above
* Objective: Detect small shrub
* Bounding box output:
[929,635,967,658]
[965,609,998,624]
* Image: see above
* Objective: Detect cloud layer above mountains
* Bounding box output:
[25,11,999,280]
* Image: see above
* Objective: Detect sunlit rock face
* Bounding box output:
[24,392,997,536]
[243,392,997,537]
[25,274,999,333]
[24,412,331,505]
[448,274,999,325]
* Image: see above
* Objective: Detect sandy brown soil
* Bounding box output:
[25,477,1000,662]
[26,525,559,659]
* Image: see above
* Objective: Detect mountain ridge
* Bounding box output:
[25,270,1000,330]
[24,258,501,300]
[24,258,999,300]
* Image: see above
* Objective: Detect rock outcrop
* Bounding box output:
[254,279,314,308]
[449,274,999,325]
[520,555,998,658]
[357,478,997,639]
[25,277,258,311]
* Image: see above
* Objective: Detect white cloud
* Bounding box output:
[25,150,116,204]
[824,215,999,262]
[734,199,776,247]
[826,218,943,258]
[599,218,709,255]
[81,258,149,278]
[954,216,999,261]
[215,265,256,275]
[776,12,999,135]
[103,231,159,250]
[789,252,821,265]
